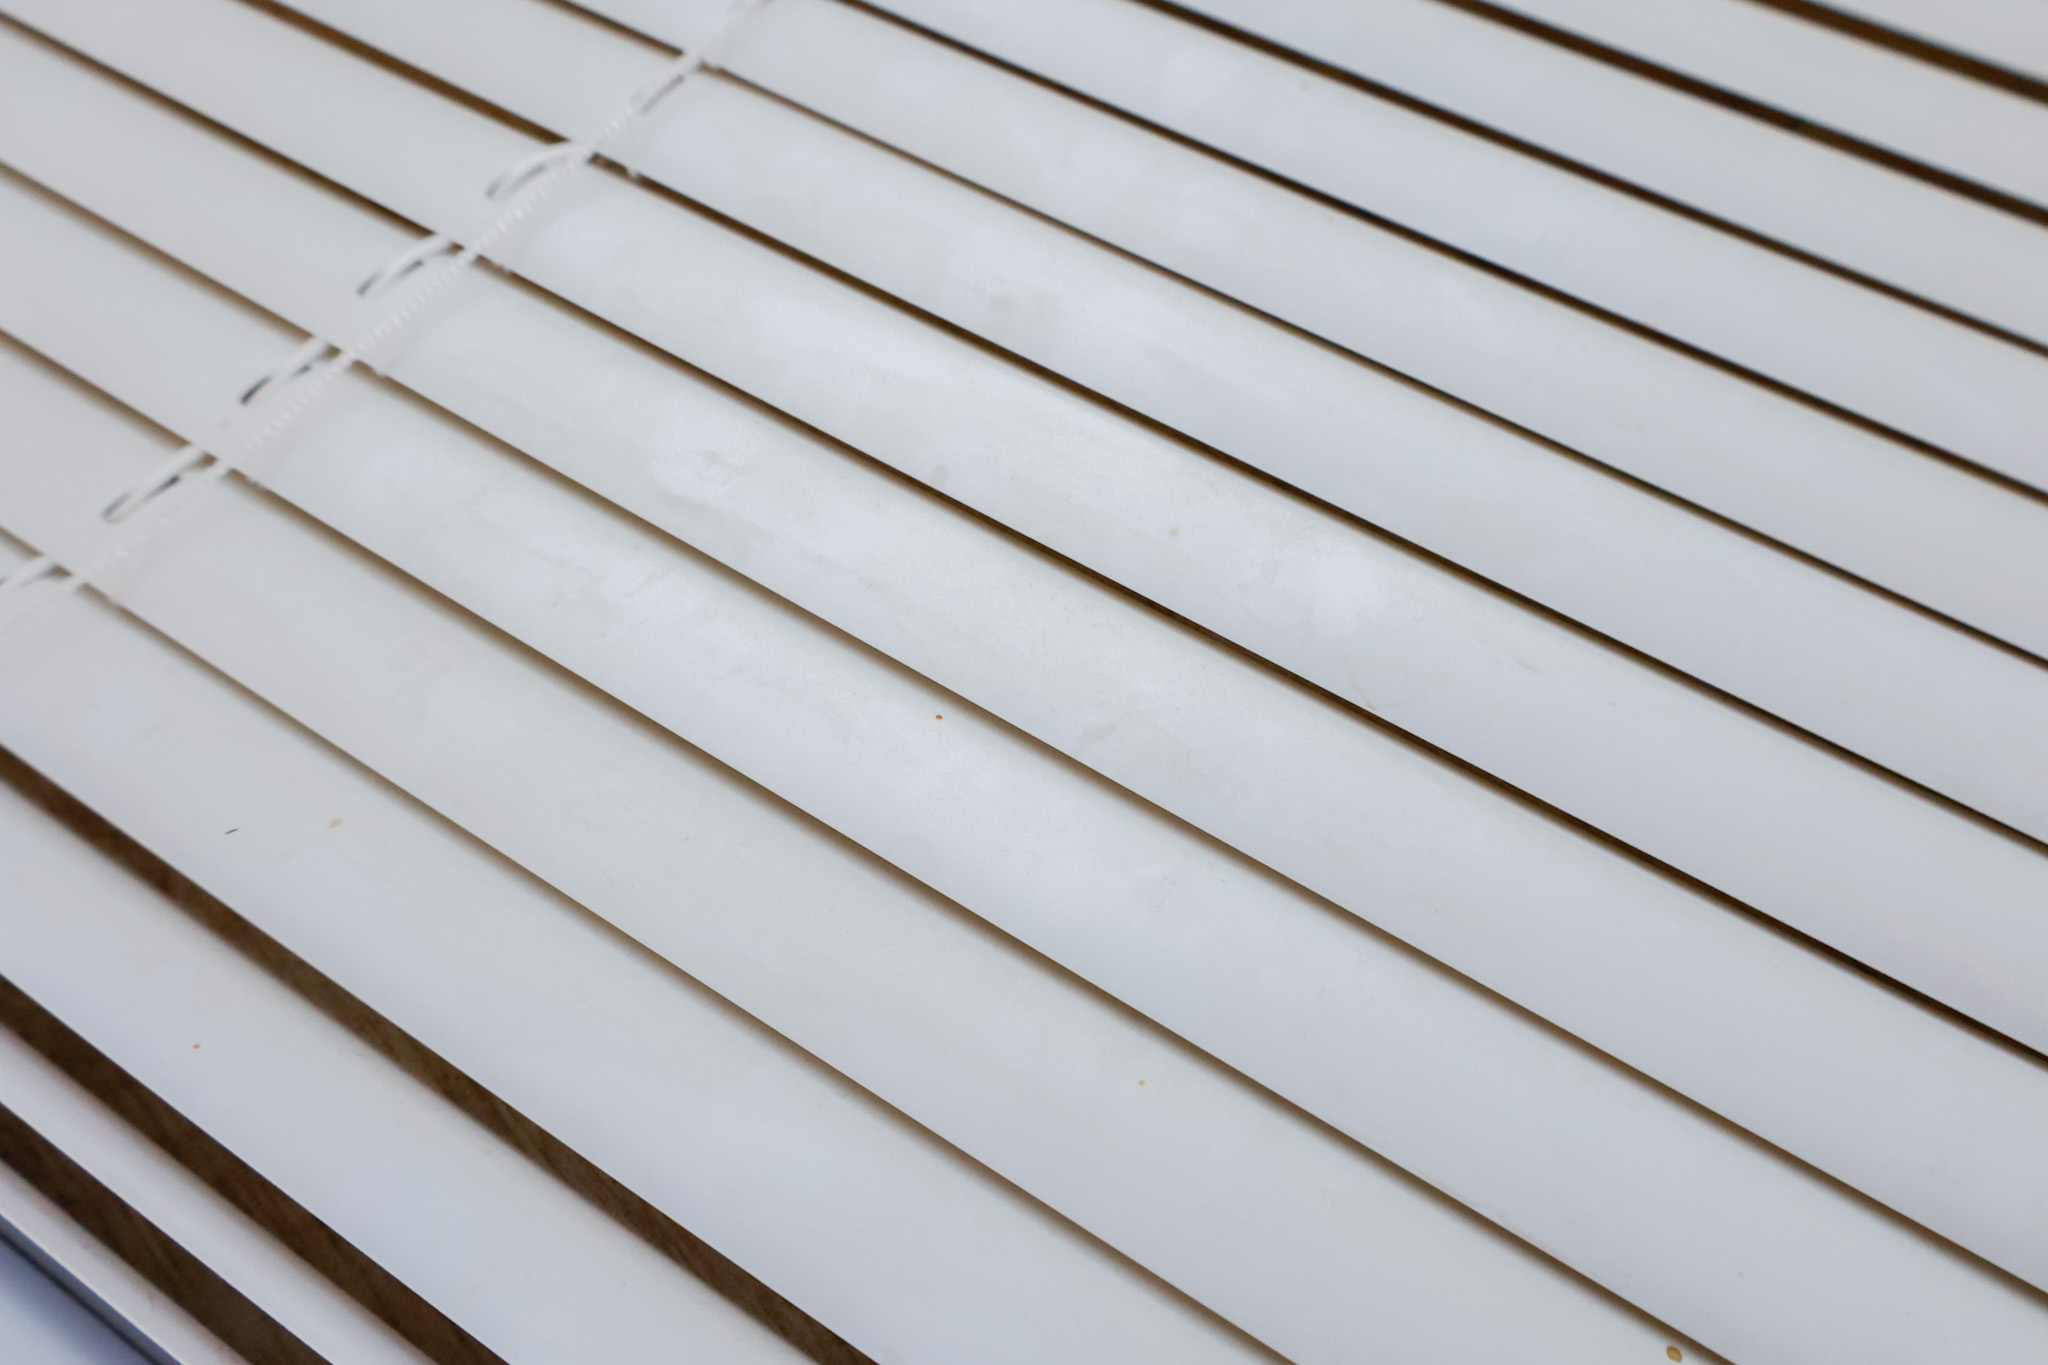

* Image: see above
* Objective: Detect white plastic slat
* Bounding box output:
[857,0,2048,492]
[6,85,2048,1365]
[0,780,816,1365]
[0,1030,430,1365]
[0,567,1280,1365]
[12,0,2048,1084]
[604,0,2048,665]
[384,0,2048,841]
[409,0,2048,851]
[1161,0,2048,339]
[1048,0,2048,347]
[11,160,2039,1364]
[1490,0,2048,209]
[1826,0,2048,85]
[0,357,1706,1365]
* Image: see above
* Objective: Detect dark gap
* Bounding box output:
[0,974,503,1365]
[0,1099,332,1365]
[1759,0,2048,106]
[0,747,874,1365]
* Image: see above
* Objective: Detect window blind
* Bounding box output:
[2,0,2045,1362]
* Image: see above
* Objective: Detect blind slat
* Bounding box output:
[1490,0,2048,206]
[280,0,2048,846]
[1170,0,2048,327]
[710,0,2048,657]
[0,1029,429,1365]
[0,779,814,1365]
[860,0,2048,491]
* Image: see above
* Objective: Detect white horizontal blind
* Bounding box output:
[8,15,2048,1320]
[0,0,2044,1363]
[13,137,2048,1356]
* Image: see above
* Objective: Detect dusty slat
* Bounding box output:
[290,0,2048,818]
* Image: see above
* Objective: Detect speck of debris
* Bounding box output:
[934,714,943,720]
[1667,1349,1683,1362]
[328,818,342,828]
[224,829,237,835]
